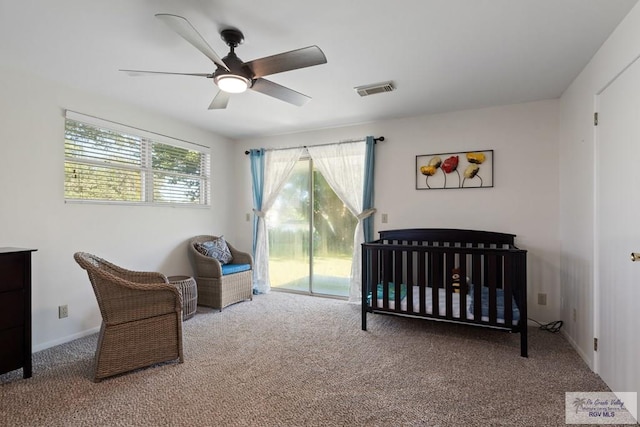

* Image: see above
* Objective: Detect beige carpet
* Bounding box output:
[1,292,609,426]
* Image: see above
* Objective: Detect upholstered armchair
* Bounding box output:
[74,252,183,382]
[188,235,253,310]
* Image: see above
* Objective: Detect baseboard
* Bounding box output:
[33,326,100,353]
[561,329,594,371]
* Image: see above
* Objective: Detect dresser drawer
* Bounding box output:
[0,290,24,329]
[0,252,25,292]
[0,326,24,375]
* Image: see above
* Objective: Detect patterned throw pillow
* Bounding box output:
[194,236,233,264]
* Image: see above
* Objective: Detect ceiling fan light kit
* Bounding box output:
[215,74,250,93]
[121,14,327,109]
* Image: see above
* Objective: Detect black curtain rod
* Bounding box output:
[244,136,385,155]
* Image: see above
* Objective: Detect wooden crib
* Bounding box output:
[361,228,528,357]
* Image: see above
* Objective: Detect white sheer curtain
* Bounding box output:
[307,141,375,302]
[253,147,304,293]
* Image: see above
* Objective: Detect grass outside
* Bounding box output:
[269,256,352,297]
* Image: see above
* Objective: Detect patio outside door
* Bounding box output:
[267,158,356,297]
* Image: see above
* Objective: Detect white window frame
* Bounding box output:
[64,111,211,206]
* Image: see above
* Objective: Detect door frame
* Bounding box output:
[593,52,640,378]
[269,155,355,298]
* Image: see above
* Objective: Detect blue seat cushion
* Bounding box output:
[221,263,251,275]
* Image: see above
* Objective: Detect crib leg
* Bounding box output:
[362,310,367,331]
[520,327,528,357]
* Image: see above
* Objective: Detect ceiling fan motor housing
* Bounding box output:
[213,52,253,90]
[215,28,253,89]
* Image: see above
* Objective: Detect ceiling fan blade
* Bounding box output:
[244,46,327,78]
[119,69,212,78]
[251,78,311,106]
[155,13,229,71]
[209,90,231,109]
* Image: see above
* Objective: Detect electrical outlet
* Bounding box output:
[381,213,388,223]
[58,305,68,319]
[537,293,547,306]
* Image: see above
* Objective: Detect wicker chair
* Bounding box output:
[188,235,253,310]
[74,252,184,382]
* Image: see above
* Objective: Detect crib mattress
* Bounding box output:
[372,286,520,325]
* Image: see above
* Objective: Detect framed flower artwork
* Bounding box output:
[415,150,493,190]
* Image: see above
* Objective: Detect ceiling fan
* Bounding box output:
[120,14,327,109]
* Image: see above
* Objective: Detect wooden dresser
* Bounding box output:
[0,248,36,378]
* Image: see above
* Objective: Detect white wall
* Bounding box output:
[233,99,561,323]
[559,2,640,368]
[0,64,235,351]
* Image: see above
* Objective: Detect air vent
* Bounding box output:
[354,81,395,97]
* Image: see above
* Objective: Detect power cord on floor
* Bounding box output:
[528,318,563,333]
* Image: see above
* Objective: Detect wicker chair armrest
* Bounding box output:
[190,248,223,278]
[228,245,253,267]
[122,280,174,292]
[80,253,169,284]
[99,280,182,325]
[123,271,169,284]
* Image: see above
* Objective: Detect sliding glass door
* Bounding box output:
[267,160,311,294]
[268,158,356,297]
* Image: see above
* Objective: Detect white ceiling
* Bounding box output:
[1,0,637,139]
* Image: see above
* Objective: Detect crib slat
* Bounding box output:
[497,252,504,290]
[382,249,391,309]
[504,255,513,326]
[487,254,498,324]
[371,247,379,309]
[418,248,426,315]
[429,251,439,316]
[445,250,454,320]
[394,249,403,312]
[406,248,414,313]
[459,253,468,321]
[472,253,482,320]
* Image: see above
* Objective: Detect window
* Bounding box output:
[64,111,210,205]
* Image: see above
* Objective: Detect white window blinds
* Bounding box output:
[64,111,210,205]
